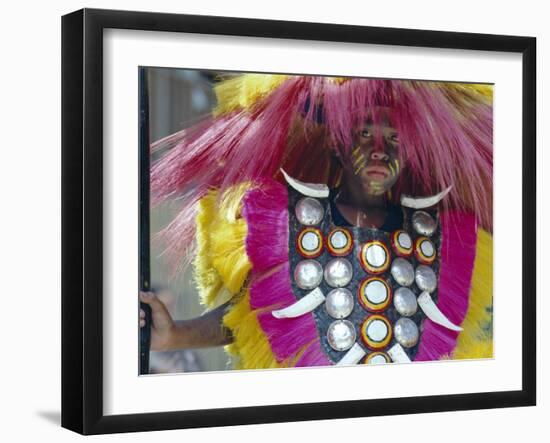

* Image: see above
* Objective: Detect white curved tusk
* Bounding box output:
[280,169,330,198]
[272,288,325,319]
[401,186,453,209]
[417,292,463,331]
[336,343,367,366]
[388,343,411,363]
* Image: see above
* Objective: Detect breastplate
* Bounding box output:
[287,185,441,365]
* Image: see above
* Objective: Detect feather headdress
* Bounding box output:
[151,74,493,271]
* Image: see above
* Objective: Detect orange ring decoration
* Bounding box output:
[326,228,353,256]
[391,230,413,257]
[363,351,391,364]
[358,277,392,312]
[296,228,323,258]
[414,236,436,265]
[359,240,390,274]
[360,314,392,350]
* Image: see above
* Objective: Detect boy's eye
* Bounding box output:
[390,134,399,142]
[361,130,370,137]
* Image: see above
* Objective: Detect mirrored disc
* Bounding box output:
[325,288,354,319]
[324,258,353,288]
[394,317,419,348]
[295,197,324,226]
[327,320,356,351]
[412,211,437,236]
[391,258,415,286]
[294,260,323,290]
[393,287,418,316]
[415,265,438,293]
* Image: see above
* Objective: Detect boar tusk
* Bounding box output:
[417,291,463,331]
[281,169,330,198]
[336,343,367,366]
[272,287,325,319]
[401,186,452,209]
[388,343,412,363]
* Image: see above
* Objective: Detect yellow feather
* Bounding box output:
[329,77,349,84]
[194,191,224,306]
[193,186,252,307]
[213,74,290,116]
[223,291,284,369]
[467,84,494,99]
[452,228,493,359]
[193,183,284,368]
[445,83,493,102]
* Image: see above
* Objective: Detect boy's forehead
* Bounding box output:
[362,117,397,129]
[362,107,396,127]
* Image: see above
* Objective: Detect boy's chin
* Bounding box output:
[364,186,387,197]
[361,180,388,196]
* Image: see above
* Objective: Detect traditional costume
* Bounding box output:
[151,74,493,369]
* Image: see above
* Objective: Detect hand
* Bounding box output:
[139,290,176,351]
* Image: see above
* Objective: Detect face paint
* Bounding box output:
[353,152,366,168]
[352,145,369,175]
[343,116,403,196]
[369,181,384,193]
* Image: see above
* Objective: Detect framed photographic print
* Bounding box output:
[61,8,536,435]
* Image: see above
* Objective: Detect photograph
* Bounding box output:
[139,69,494,374]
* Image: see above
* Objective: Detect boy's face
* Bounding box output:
[344,114,402,196]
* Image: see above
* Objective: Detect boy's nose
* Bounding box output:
[370,150,389,161]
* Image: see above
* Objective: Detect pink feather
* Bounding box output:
[414,211,478,361]
[243,179,330,366]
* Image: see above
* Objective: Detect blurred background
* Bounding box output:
[145,67,232,374]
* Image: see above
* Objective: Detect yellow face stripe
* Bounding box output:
[354,158,368,175]
[368,181,384,195]
[353,153,365,167]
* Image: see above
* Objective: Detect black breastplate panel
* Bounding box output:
[287,185,441,364]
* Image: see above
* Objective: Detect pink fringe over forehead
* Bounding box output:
[151,75,493,271]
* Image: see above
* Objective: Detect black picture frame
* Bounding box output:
[61,8,536,435]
